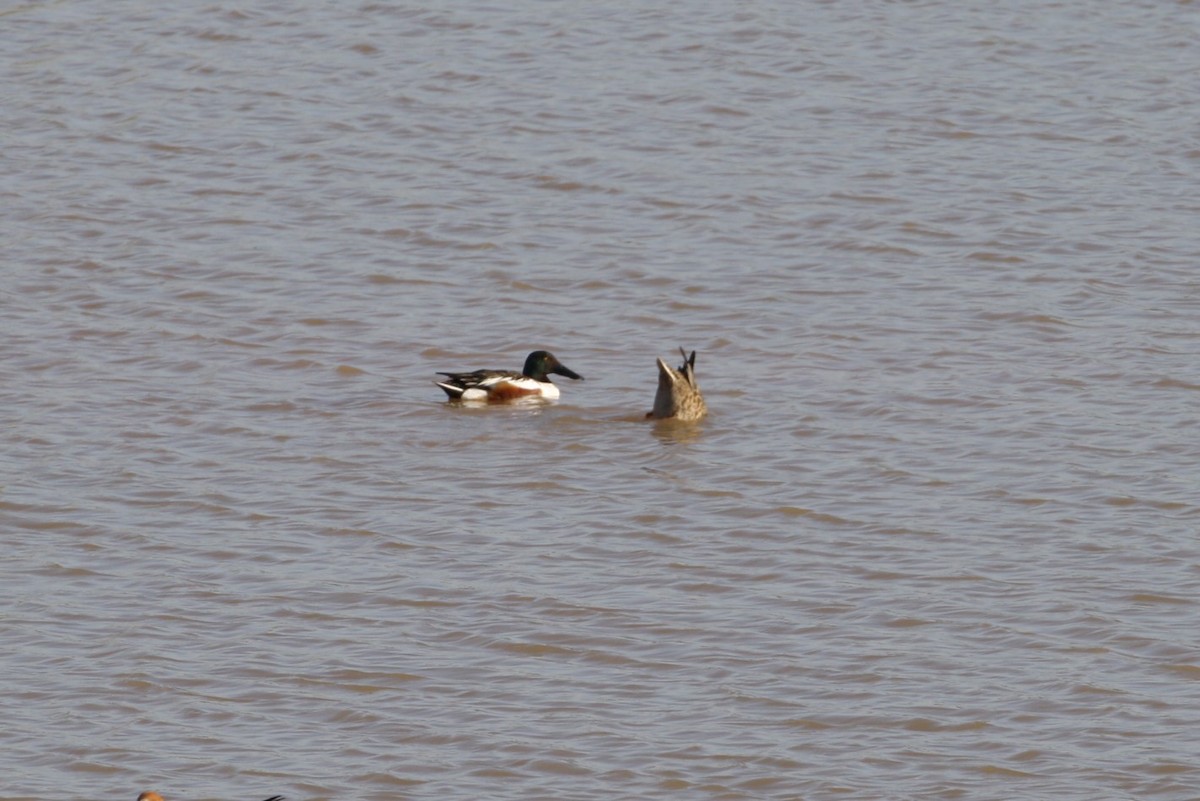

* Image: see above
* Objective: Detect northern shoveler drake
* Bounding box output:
[434,350,584,401]
[648,348,707,422]
[138,794,283,801]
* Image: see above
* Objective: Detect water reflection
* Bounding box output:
[650,416,708,445]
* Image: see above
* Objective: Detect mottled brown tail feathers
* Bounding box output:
[649,348,707,422]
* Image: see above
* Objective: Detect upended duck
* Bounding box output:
[647,348,707,422]
[434,350,583,401]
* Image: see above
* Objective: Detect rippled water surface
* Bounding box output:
[5,2,1200,799]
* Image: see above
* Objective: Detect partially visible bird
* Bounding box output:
[137,794,283,801]
[434,350,584,401]
[648,348,707,422]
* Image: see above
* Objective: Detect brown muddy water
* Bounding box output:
[4,3,1200,799]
